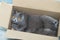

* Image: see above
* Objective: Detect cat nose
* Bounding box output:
[13,18,18,23]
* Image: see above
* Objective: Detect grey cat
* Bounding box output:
[11,10,28,31]
[11,10,58,36]
[39,15,58,36]
[25,15,43,33]
[40,15,58,31]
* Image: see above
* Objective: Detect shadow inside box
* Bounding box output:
[7,38,22,40]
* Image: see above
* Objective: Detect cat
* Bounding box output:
[40,15,58,31]
[40,15,58,36]
[25,15,43,33]
[11,10,28,31]
[11,10,58,36]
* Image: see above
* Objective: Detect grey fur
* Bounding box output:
[26,15,43,33]
[11,10,58,36]
[11,10,28,31]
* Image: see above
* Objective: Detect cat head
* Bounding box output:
[11,10,25,25]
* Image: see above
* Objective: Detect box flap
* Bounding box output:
[0,2,12,28]
[6,30,58,40]
[13,0,60,13]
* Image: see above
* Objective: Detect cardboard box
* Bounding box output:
[0,0,60,40]
[13,0,60,12]
[7,7,60,40]
[0,2,12,29]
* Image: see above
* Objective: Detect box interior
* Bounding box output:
[8,6,60,37]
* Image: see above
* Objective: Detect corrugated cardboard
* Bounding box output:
[13,0,60,37]
[13,0,60,13]
[0,0,60,40]
[0,2,12,28]
[6,30,58,40]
